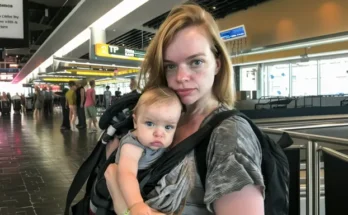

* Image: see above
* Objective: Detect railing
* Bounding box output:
[261,127,348,215]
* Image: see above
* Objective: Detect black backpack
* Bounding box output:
[65,102,291,215]
[195,111,292,215]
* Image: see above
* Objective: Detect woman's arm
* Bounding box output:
[214,185,264,215]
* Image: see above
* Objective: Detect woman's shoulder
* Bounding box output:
[201,107,264,210]
[207,105,257,143]
[206,106,261,161]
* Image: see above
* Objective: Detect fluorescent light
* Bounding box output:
[233,45,348,66]
[27,0,149,80]
[55,59,140,69]
[42,78,80,82]
[92,0,148,29]
[124,75,137,78]
[241,35,348,56]
[308,50,348,58]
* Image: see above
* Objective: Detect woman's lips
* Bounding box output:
[176,89,195,97]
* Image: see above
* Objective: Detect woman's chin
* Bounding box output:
[180,96,197,106]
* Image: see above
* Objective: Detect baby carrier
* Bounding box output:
[64,92,293,215]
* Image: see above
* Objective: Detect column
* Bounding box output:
[89,27,106,60]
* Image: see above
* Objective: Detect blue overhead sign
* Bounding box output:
[220,25,247,42]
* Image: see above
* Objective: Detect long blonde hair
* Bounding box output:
[138,3,235,107]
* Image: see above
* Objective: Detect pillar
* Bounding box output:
[89,27,106,60]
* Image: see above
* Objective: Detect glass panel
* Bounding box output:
[267,63,290,97]
[291,61,318,96]
[240,66,258,91]
[320,57,348,95]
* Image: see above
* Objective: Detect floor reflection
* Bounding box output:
[0,112,100,214]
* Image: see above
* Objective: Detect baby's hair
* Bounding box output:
[133,87,182,114]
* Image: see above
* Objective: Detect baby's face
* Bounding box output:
[133,100,182,150]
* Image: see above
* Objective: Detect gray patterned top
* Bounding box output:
[115,131,166,170]
[145,105,265,214]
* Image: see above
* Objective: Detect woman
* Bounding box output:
[105,4,264,215]
[85,80,98,133]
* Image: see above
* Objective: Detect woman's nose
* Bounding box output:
[176,66,190,83]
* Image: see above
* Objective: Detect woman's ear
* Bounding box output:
[215,58,221,75]
[132,114,137,129]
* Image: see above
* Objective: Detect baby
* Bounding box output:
[107,87,182,215]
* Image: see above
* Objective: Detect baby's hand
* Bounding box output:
[129,202,152,215]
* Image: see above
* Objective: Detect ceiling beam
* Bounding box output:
[136,26,157,34]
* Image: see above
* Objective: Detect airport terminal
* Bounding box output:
[1,0,348,215]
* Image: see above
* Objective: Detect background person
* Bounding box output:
[33,87,44,120]
[66,81,78,131]
[84,80,98,133]
[76,80,87,129]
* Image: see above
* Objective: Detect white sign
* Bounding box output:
[0,0,24,39]
[125,49,135,57]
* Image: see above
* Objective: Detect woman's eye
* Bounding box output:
[191,59,203,67]
[145,121,154,127]
[165,125,174,130]
[164,64,177,71]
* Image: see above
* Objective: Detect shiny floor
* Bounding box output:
[1,111,347,215]
[0,112,100,215]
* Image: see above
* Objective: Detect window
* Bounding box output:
[320,57,348,95]
[266,63,290,97]
[291,61,318,96]
[240,66,258,91]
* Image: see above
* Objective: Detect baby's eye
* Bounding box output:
[165,125,174,130]
[145,121,154,127]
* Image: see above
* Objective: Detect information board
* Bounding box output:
[0,0,24,39]
[220,25,247,42]
[95,43,145,61]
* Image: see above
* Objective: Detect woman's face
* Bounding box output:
[163,26,220,105]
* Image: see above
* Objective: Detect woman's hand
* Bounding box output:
[129,202,152,215]
[150,209,167,215]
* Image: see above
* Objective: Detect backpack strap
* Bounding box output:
[64,141,106,215]
[139,123,212,196]
[195,110,293,190]
[195,110,241,190]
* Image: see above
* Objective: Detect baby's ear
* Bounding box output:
[132,114,137,128]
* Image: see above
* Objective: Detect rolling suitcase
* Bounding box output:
[1,101,11,115]
[13,99,21,113]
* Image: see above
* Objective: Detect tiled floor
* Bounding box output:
[0,112,100,215]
